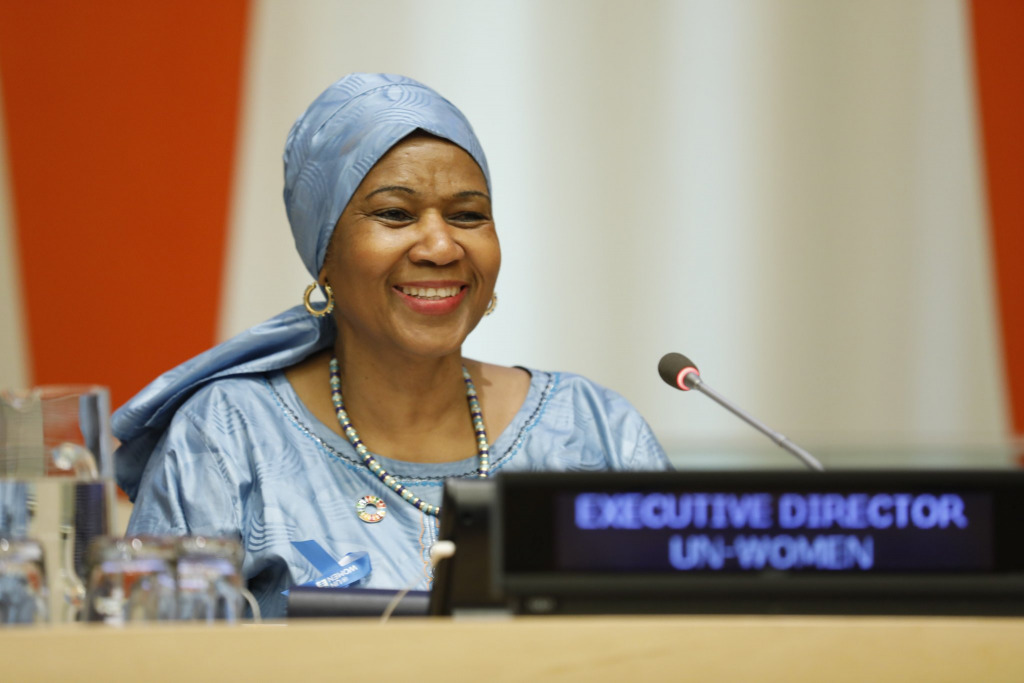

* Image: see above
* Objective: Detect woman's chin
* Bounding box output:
[337,311,481,361]
[382,328,473,361]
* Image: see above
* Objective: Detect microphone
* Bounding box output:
[658,352,825,471]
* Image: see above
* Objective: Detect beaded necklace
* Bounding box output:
[329,356,491,516]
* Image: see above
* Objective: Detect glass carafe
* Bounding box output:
[0,385,116,623]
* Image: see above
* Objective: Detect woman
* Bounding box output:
[114,74,669,616]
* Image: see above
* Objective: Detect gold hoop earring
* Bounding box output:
[484,292,497,316]
[304,282,335,317]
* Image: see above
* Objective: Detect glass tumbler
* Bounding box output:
[175,536,245,622]
[85,536,177,624]
[0,537,48,625]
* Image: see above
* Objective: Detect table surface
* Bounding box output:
[2,615,1024,682]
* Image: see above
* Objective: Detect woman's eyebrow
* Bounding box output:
[365,185,415,199]
[454,190,491,201]
[365,186,491,202]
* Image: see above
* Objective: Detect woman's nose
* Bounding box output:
[409,212,464,265]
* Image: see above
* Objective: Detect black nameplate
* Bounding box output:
[494,470,1024,616]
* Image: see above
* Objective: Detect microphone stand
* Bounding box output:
[688,375,825,472]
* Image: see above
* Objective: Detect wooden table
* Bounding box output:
[2,615,1023,681]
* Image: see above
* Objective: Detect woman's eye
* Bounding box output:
[374,208,414,222]
[450,211,489,225]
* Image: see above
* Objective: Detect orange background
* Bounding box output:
[0,0,249,407]
[970,0,1024,435]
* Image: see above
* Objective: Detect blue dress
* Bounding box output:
[125,368,670,616]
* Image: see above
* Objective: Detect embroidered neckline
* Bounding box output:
[265,369,556,481]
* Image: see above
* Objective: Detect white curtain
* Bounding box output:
[0,80,28,391]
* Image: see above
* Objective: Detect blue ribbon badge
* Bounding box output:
[285,540,372,594]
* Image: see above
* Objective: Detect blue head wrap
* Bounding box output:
[112,74,489,499]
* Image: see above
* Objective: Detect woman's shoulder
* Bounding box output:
[175,371,284,417]
[120,372,282,443]
[136,372,294,470]
[116,373,277,501]
[528,367,635,413]
[173,371,320,460]
[468,362,639,422]
[488,365,669,472]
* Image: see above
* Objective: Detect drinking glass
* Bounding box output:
[176,536,245,622]
[85,536,176,624]
[0,537,48,625]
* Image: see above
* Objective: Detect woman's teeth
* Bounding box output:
[398,285,460,299]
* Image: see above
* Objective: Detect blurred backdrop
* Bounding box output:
[1,0,1021,469]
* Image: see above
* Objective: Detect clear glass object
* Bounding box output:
[175,536,245,622]
[85,536,177,624]
[0,385,116,623]
[0,537,48,625]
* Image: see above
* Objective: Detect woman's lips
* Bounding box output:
[393,283,468,315]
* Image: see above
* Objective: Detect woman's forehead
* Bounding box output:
[357,136,489,195]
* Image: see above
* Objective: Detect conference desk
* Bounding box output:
[2,615,1022,681]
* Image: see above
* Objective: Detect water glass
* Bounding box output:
[176,536,245,622]
[0,537,48,625]
[85,537,177,624]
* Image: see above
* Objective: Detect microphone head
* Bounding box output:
[429,540,456,567]
[658,352,701,391]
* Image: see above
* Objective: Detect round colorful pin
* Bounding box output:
[356,495,387,523]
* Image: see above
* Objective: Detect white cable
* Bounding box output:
[380,540,456,623]
[242,586,262,623]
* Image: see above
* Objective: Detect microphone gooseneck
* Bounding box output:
[658,352,825,472]
[380,541,456,623]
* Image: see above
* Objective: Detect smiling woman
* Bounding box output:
[111,74,669,617]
